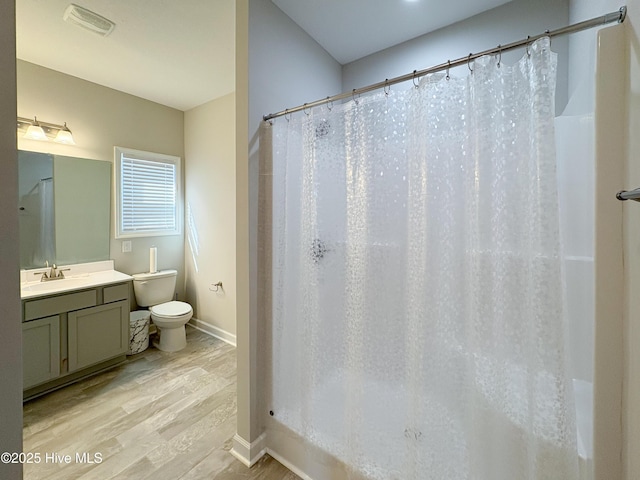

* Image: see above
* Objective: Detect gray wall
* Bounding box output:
[236,0,343,449]
[17,61,186,300]
[249,1,343,136]
[342,0,570,114]
[0,3,23,479]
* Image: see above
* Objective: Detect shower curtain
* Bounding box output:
[268,37,577,480]
[36,177,55,266]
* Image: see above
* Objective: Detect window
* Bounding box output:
[114,146,182,238]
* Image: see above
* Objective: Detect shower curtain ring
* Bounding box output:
[352,89,360,104]
[468,54,473,73]
[284,109,291,122]
[303,103,311,116]
[384,79,391,96]
[526,35,531,57]
[446,61,451,81]
[412,70,420,89]
[497,45,502,68]
[326,97,333,111]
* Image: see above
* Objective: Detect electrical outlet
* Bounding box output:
[122,240,132,253]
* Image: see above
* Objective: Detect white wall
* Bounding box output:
[184,92,237,341]
[620,1,640,479]
[566,2,640,479]
[17,61,186,299]
[0,3,22,479]
[343,0,570,114]
[235,0,252,456]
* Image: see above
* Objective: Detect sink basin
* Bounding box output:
[21,277,92,294]
[20,262,134,299]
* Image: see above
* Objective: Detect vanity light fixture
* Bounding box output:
[17,116,76,145]
[54,123,76,145]
[23,117,47,141]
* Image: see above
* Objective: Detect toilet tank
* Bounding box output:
[132,270,177,306]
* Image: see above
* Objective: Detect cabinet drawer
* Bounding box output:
[103,283,129,303]
[24,290,97,321]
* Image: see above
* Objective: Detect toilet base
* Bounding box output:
[155,325,187,352]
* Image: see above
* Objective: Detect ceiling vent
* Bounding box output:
[63,4,115,37]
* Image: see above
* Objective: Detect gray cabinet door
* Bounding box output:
[23,316,60,389]
[68,300,128,372]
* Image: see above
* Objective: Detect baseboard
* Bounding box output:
[188,318,236,346]
[266,448,315,480]
[230,433,267,467]
[229,433,315,479]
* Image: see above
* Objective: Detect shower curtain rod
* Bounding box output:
[263,6,627,121]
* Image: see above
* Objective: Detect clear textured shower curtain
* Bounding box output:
[36,178,55,266]
[268,37,577,480]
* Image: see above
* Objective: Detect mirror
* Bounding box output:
[18,150,111,269]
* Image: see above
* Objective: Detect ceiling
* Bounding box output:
[16,0,235,111]
[272,0,513,65]
[16,0,511,112]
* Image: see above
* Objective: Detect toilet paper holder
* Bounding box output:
[210,281,223,292]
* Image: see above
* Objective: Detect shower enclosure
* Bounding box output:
[260,37,583,480]
[17,151,55,269]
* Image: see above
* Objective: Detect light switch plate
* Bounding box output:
[122,240,132,253]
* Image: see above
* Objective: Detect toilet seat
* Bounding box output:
[150,301,192,318]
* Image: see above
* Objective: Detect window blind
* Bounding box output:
[120,156,177,234]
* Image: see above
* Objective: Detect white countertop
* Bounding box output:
[21,260,133,300]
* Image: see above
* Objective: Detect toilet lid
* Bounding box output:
[150,301,192,317]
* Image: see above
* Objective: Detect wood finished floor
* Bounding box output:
[23,327,299,480]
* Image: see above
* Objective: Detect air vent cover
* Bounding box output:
[63,4,115,37]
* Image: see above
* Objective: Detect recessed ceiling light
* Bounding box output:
[63,4,115,37]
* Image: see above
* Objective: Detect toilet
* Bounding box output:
[132,270,192,352]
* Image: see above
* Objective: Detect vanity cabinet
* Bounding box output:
[22,316,60,389]
[22,281,131,399]
[68,301,128,372]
